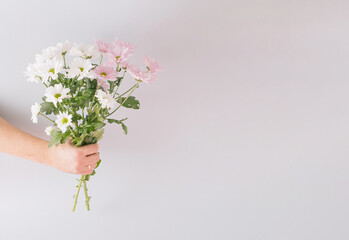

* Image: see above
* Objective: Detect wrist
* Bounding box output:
[35,138,52,167]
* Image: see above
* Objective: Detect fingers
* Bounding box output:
[68,149,99,175]
[84,153,100,165]
[80,162,97,175]
[79,143,99,156]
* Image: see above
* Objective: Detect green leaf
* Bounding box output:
[40,102,56,115]
[97,116,104,122]
[117,96,140,109]
[86,79,97,89]
[90,158,101,176]
[69,81,79,95]
[49,79,59,86]
[91,129,104,141]
[83,175,90,181]
[73,133,89,147]
[48,130,63,147]
[72,113,82,122]
[116,77,123,86]
[57,73,65,82]
[60,131,71,144]
[96,158,101,168]
[83,136,98,145]
[76,89,94,108]
[107,118,128,135]
[93,121,106,130]
[120,122,128,135]
[108,79,119,94]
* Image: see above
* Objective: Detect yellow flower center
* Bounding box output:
[79,67,84,72]
[62,118,68,124]
[100,72,107,76]
[54,93,62,99]
[49,68,55,74]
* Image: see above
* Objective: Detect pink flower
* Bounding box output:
[120,61,137,70]
[97,79,110,91]
[95,40,112,55]
[127,65,153,84]
[107,38,135,64]
[143,55,162,75]
[104,59,117,68]
[93,65,118,81]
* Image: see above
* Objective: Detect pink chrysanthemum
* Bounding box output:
[120,61,138,70]
[97,79,110,91]
[127,65,153,84]
[95,40,112,55]
[93,65,118,81]
[143,55,162,75]
[107,38,135,64]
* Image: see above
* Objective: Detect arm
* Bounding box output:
[0,117,99,175]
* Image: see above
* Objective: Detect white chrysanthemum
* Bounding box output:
[25,63,41,83]
[67,58,94,80]
[55,112,73,133]
[38,59,64,83]
[69,43,99,59]
[56,41,73,55]
[45,126,55,136]
[95,89,116,109]
[35,46,60,64]
[31,102,41,123]
[45,83,70,107]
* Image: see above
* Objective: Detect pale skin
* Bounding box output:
[0,117,99,175]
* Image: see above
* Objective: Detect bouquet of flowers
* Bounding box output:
[25,38,161,211]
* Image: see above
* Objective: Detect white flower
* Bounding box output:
[69,43,99,59]
[35,46,60,63]
[25,63,41,83]
[38,59,64,83]
[56,41,73,55]
[95,89,116,109]
[55,112,73,133]
[67,58,94,80]
[45,83,70,107]
[45,126,55,136]
[31,102,41,123]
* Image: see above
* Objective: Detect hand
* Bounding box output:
[47,139,99,175]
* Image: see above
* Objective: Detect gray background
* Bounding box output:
[1,0,349,239]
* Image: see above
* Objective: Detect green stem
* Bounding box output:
[99,55,103,65]
[87,104,102,124]
[113,70,127,98]
[69,127,77,139]
[39,77,48,88]
[72,175,84,212]
[107,81,139,117]
[63,54,67,69]
[39,113,55,124]
[90,81,102,110]
[83,179,90,211]
[115,83,138,100]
